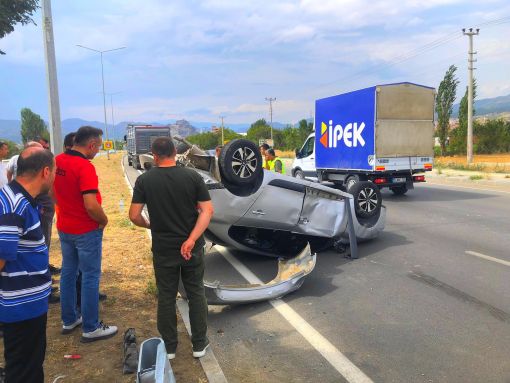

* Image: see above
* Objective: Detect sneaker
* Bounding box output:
[81,321,118,343]
[167,353,176,360]
[192,343,210,358]
[62,316,82,334]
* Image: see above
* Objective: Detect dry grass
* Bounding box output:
[275,150,295,159]
[1,153,206,383]
[435,153,510,173]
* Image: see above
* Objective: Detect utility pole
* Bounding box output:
[219,116,225,145]
[42,0,63,154]
[265,97,276,142]
[463,28,479,164]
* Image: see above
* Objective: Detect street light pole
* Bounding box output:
[42,0,63,154]
[106,92,123,151]
[77,44,126,159]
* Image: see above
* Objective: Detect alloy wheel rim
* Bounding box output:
[231,147,257,178]
[358,187,378,212]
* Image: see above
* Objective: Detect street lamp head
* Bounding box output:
[469,28,473,32]
[476,28,480,33]
[462,28,466,32]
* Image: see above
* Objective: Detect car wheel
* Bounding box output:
[219,139,262,186]
[345,175,359,190]
[391,184,408,195]
[294,169,305,179]
[348,181,382,219]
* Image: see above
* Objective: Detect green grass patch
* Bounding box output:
[469,175,484,181]
[145,279,158,297]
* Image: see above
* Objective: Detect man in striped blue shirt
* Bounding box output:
[0,147,55,383]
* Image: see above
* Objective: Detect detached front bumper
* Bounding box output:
[200,244,316,305]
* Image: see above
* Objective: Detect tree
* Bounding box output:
[246,119,271,144]
[297,118,313,144]
[0,0,39,55]
[20,108,49,144]
[186,128,242,150]
[435,65,459,155]
[449,79,477,154]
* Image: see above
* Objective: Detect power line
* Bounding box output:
[313,14,510,94]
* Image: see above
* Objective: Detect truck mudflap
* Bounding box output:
[201,244,316,305]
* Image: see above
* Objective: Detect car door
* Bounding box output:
[236,179,305,230]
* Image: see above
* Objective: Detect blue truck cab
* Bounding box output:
[292,82,435,195]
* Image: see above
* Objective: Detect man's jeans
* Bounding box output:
[59,229,103,333]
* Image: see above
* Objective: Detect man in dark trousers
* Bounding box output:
[129,137,214,360]
[0,147,56,383]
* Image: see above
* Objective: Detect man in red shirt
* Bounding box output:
[53,126,117,342]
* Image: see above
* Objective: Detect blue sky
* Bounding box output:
[0,0,509,125]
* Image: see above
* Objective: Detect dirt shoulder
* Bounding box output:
[1,152,207,383]
[425,168,510,193]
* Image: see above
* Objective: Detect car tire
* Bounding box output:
[348,181,382,219]
[219,139,263,186]
[391,184,408,195]
[294,169,305,179]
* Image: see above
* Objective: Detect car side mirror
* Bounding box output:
[295,148,300,158]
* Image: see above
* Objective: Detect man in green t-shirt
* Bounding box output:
[129,137,214,360]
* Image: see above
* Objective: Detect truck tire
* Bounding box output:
[349,181,382,219]
[219,139,263,186]
[294,169,305,179]
[390,184,408,195]
[345,175,359,190]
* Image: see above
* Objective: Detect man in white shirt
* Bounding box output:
[0,141,9,189]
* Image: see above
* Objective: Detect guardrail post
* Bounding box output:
[346,197,358,259]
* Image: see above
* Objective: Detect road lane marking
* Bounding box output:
[465,250,510,267]
[122,157,229,383]
[177,299,228,383]
[219,248,374,383]
[421,182,510,195]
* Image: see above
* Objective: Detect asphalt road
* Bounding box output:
[123,158,510,383]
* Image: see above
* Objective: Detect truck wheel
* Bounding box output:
[219,139,263,186]
[349,181,382,219]
[391,185,408,195]
[345,175,359,190]
[294,169,305,179]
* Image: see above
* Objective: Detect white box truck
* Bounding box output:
[292,82,435,195]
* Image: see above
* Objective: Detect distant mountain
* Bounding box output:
[453,93,510,117]
[1,116,301,144]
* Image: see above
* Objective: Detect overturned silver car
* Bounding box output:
[143,138,386,304]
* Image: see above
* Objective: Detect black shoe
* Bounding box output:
[49,293,60,304]
[49,264,61,275]
[99,293,107,301]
